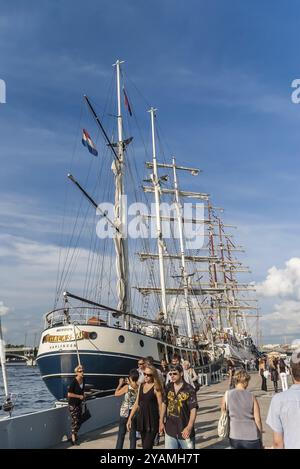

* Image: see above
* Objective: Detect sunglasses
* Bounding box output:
[138,363,145,366]
[143,373,153,377]
[169,372,179,376]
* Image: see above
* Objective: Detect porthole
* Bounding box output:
[118,335,125,343]
[89,332,97,340]
[140,340,144,347]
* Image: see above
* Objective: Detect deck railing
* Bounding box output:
[44,307,203,350]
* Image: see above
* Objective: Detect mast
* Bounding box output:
[148,107,168,321]
[207,202,222,330]
[217,218,232,330]
[172,157,193,338]
[225,236,242,334]
[112,60,130,328]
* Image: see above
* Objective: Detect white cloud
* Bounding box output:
[256,258,300,340]
[256,257,300,299]
[0,233,113,302]
[261,300,300,337]
[0,233,117,342]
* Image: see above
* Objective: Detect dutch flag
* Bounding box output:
[82,128,98,156]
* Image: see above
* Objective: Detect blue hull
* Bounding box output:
[37,350,140,400]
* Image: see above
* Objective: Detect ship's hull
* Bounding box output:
[37,349,140,400]
[37,324,215,401]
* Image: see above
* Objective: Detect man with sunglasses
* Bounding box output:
[159,364,198,449]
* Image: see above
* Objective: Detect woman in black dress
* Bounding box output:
[258,357,268,391]
[227,360,235,390]
[270,358,279,393]
[67,365,86,445]
[127,365,163,449]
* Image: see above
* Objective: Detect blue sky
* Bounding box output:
[1,0,300,344]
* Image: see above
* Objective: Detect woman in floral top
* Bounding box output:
[115,369,139,449]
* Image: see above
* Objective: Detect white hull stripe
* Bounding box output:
[37,351,142,361]
[42,372,125,379]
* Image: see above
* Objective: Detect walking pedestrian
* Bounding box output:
[227,360,235,390]
[270,358,279,393]
[135,358,147,442]
[220,369,263,449]
[115,369,139,449]
[127,365,163,449]
[143,356,164,446]
[144,356,164,387]
[67,365,86,445]
[160,364,198,449]
[266,349,300,448]
[255,357,259,371]
[182,360,199,391]
[278,358,289,392]
[258,357,268,392]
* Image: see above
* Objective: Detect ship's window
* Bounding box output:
[140,340,144,347]
[118,335,125,343]
[89,332,97,340]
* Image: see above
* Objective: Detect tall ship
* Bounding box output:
[36,60,259,401]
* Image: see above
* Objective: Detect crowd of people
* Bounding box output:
[116,354,199,449]
[221,353,300,449]
[66,350,300,449]
[258,356,290,393]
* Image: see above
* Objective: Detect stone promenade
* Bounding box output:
[57,371,287,449]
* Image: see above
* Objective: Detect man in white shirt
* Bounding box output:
[266,349,300,449]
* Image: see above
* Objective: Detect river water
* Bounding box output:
[0,364,54,416]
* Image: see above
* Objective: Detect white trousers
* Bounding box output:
[280,372,288,391]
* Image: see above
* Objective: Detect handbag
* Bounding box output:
[80,402,91,424]
[263,370,269,379]
[218,391,229,439]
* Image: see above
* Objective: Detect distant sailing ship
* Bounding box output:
[36,60,259,401]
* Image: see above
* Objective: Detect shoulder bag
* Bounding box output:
[217,390,229,439]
